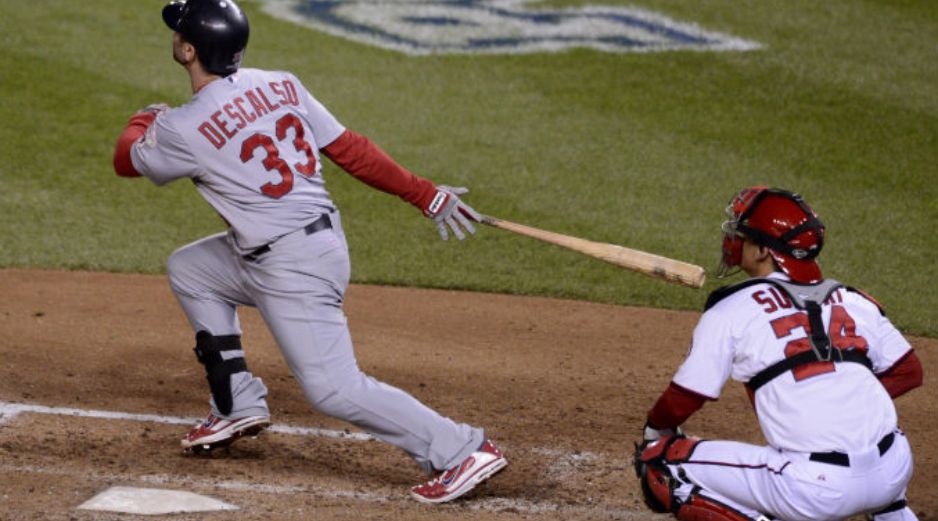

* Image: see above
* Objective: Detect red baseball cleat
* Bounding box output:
[411,439,508,504]
[181,413,271,453]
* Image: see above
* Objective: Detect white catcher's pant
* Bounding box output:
[664,433,917,521]
[166,210,484,473]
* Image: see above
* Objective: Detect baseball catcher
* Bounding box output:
[634,187,922,521]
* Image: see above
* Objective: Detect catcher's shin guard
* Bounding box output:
[193,331,248,416]
[637,462,673,512]
[674,491,770,521]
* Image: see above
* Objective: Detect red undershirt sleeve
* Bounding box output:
[646,382,712,430]
[877,350,923,399]
[113,112,157,178]
[321,129,438,212]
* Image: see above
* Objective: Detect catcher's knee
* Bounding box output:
[193,331,248,416]
[634,436,703,513]
[634,436,763,521]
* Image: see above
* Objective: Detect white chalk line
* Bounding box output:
[0,401,373,440]
[0,400,656,518]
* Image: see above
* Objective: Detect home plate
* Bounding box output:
[77,486,239,515]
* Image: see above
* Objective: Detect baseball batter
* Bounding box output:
[634,187,923,521]
[111,0,506,504]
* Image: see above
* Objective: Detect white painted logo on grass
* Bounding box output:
[258,0,762,55]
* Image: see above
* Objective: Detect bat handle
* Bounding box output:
[478,214,499,226]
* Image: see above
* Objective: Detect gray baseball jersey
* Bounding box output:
[128,68,484,473]
[132,68,343,254]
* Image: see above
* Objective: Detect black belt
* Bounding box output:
[242,214,332,262]
[808,432,895,467]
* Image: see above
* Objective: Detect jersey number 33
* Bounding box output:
[240,113,317,199]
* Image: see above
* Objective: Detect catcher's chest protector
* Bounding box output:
[705,277,874,392]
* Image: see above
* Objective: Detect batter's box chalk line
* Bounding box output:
[0,400,372,440]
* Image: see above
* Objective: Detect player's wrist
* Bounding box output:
[423,188,451,218]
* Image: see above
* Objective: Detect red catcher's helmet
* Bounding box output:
[718,187,826,283]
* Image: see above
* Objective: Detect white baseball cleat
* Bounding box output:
[410,439,508,504]
[181,413,271,453]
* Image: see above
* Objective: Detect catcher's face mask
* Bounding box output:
[717,186,767,279]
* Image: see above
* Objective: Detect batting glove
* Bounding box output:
[425,185,481,241]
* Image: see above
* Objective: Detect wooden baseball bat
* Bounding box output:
[479,215,706,289]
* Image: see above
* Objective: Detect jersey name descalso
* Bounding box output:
[198,80,301,150]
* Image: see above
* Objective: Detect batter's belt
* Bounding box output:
[243,213,333,262]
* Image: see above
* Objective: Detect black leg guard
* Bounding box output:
[193,331,248,416]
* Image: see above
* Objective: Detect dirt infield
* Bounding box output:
[0,268,934,520]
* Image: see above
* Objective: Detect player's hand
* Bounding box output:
[140,103,171,116]
[425,185,481,241]
[642,422,685,445]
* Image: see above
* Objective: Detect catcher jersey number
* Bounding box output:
[240,113,317,199]
[770,305,870,381]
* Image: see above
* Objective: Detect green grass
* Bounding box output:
[1,0,936,335]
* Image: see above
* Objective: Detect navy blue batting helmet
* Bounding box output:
[162,0,249,76]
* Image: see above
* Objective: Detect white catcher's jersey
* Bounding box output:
[673,272,911,454]
[130,68,346,254]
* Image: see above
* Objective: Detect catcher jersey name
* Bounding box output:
[751,286,844,314]
[198,80,302,150]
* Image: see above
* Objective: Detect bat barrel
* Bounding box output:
[480,215,706,288]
